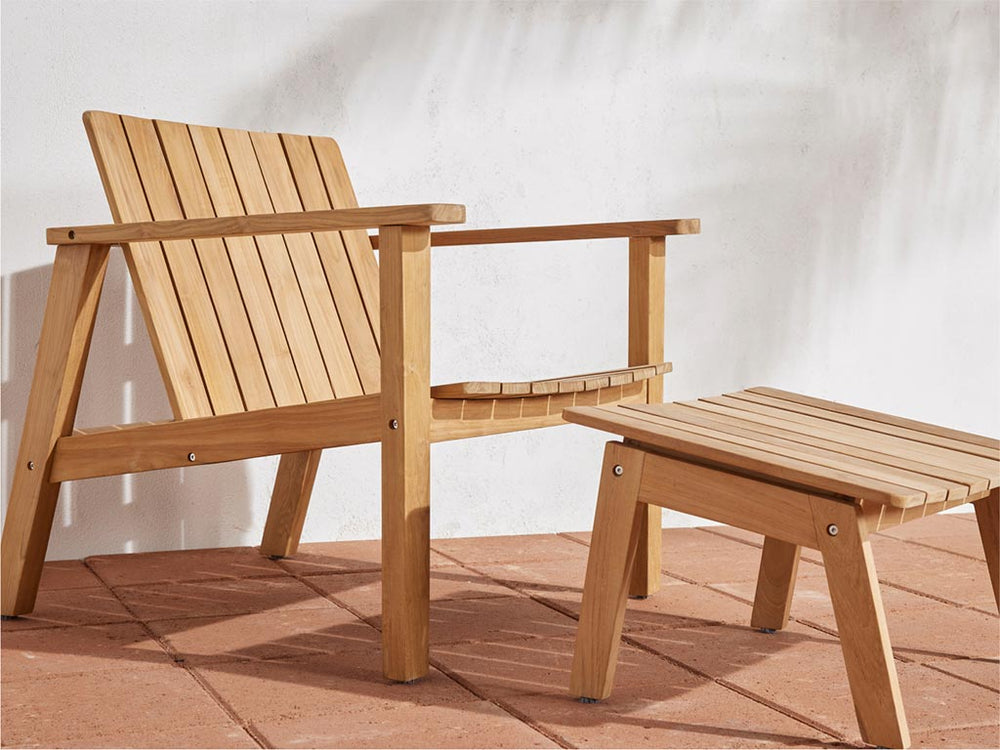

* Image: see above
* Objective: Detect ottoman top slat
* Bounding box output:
[564,389,1000,510]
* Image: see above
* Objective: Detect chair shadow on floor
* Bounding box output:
[2,547,872,749]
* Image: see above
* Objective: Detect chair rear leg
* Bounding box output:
[2,246,109,616]
[260,450,322,558]
[751,536,801,632]
[811,496,910,749]
[570,442,647,700]
[974,487,999,611]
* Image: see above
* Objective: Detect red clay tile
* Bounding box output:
[79,723,260,749]
[115,576,336,621]
[0,663,241,748]
[910,722,1000,748]
[195,652,477,723]
[310,568,512,619]
[146,606,378,665]
[423,596,577,645]
[878,511,985,560]
[257,700,559,748]
[630,622,999,743]
[923,658,1000,692]
[87,545,286,587]
[37,560,103,590]
[431,533,592,566]
[0,587,133,631]
[275,538,453,576]
[499,673,838,748]
[433,635,690,699]
[1,622,169,681]
[475,560,754,631]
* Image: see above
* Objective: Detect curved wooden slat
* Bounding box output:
[431,363,671,400]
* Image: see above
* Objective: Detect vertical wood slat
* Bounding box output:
[83,112,212,419]
[220,127,334,403]
[187,124,305,407]
[121,115,245,415]
[282,133,381,394]
[249,131,362,399]
[312,137,381,346]
[154,119,276,412]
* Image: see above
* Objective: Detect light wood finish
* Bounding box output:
[627,236,666,597]
[50,395,382,481]
[431,381,647,442]
[369,218,700,248]
[379,224,432,683]
[48,204,466,245]
[4,111,703,684]
[260,450,323,558]
[565,392,1000,508]
[750,537,801,631]
[85,112,212,419]
[430,363,669,399]
[569,442,647,700]
[636,449,820,547]
[1,245,109,615]
[810,494,909,749]
[749,387,999,450]
[567,391,996,748]
[975,488,999,609]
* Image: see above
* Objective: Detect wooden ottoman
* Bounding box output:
[565,387,999,749]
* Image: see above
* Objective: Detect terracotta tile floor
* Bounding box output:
[2,517,997,749]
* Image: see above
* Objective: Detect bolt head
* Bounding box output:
[612,464,624,476]
[27,461,35,471]
[388,419,399,430]
[187,452,197,462]
[826,523,839,537]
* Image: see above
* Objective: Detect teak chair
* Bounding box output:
[1,111,699,681]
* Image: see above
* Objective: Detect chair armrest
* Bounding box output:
[46,203,466,246]
[368,218,699,248]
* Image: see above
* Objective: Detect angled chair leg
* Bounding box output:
[2,245,110,616]
[750,536,801,631]
[570,442,646,700]
[260,450,323,558]
[974,487,999,611]
[627,235,665,598]
[811,496,910,749]
[379,224,432,683]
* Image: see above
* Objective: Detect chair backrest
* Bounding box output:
[84,111,381,419]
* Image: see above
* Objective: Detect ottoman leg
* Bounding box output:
[570,442,646,700]
[751,537,800,632]
[812,496,909,749]
[974,487,999,611]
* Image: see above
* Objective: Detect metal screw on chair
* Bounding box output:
[826,523,839,537]
[612,464,624,476]
[389,419,399,430]
[27,461,35,471]
[187,452,197,462]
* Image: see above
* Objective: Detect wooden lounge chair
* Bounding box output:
[0,111,699,682]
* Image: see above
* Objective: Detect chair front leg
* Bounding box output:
[570,441,647,700]
[751,536,801,631]
[810,496,910,749]
[2,245,110,616]
[379,224,432,682]
[627,235,665,597]
[974,487,999,610]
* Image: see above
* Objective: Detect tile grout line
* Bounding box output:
[432,542,851,747]
[276,555,575,749]
[80,559,273,750]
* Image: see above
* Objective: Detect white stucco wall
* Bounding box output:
[2,0,997,560]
